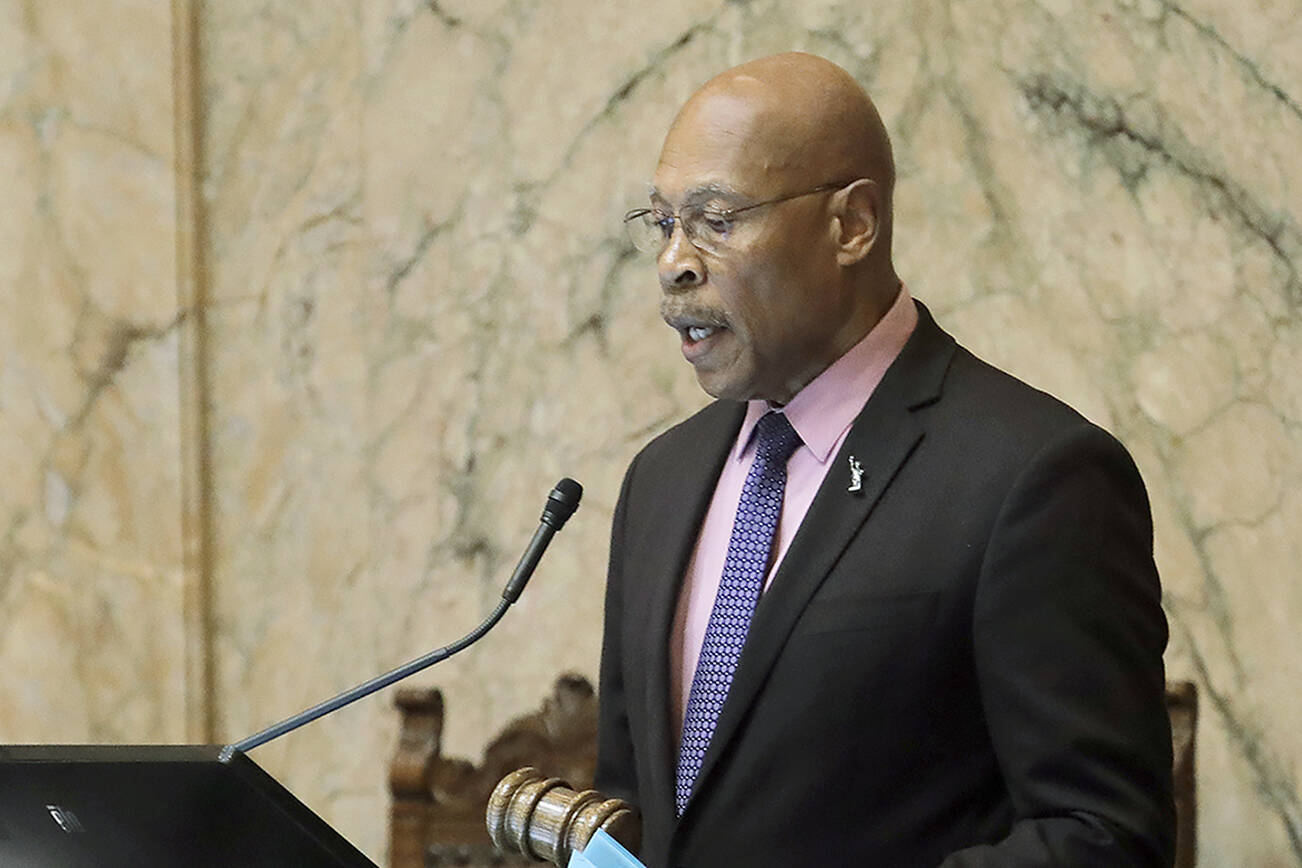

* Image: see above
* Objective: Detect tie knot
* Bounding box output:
[753,412,802,465]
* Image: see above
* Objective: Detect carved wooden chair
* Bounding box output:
[390,674,598,867]
[389,676,1197,868]
[1167,680,1197,868]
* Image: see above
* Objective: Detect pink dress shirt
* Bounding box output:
[668,286,918,742]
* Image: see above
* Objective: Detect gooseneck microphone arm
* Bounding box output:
[220,478,583,763]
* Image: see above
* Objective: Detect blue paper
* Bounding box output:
[567,828,646,868]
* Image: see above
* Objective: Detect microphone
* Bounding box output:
[503,477,582,603]
[220,478,583,762]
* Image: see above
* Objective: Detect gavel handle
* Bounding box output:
[487,767,642,867]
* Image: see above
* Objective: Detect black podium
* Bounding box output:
[0,744,376,867]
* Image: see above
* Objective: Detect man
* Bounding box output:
[595,52,1174,867]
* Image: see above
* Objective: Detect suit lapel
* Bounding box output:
[637,401,746,820]
[682,303,957,816]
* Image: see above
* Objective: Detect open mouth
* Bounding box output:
[665,313,727,340]
[685,325,720,343]
[663,309,729,361]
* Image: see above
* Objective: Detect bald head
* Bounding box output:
[663,52,894,227]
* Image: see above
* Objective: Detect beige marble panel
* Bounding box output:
[0,1,187,743]
[196,0,1300,864]
[197,0,378,856]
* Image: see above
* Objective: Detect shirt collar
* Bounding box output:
[734,284,918,463]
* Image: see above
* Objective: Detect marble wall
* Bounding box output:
[0,0,191,743]
[1,0,1298,864]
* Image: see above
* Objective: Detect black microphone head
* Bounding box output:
[540,477,583,530]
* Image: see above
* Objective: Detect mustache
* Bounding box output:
[659,300,730,329]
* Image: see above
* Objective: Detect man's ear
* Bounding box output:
[831,179,880,266]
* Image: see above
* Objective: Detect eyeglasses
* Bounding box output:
[623,181,853,255]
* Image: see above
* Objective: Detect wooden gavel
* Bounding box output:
[486,767,642,866]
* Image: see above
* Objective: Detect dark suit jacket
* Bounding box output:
[595,302,1174,867]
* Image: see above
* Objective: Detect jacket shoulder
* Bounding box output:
[941,345,1118,452]
[633,400,744,465]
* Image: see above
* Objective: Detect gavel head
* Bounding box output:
[486,767,642,866]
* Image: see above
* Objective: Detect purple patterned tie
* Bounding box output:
[675,411,803,815]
